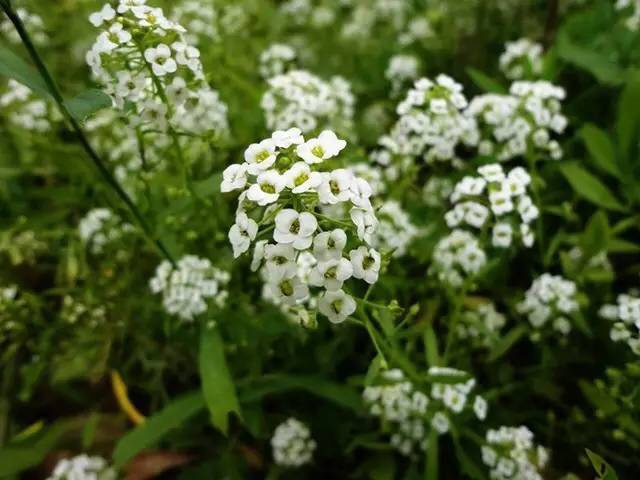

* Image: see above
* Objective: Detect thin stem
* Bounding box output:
[426,428,439,480]
[356,307,388,368]
[1,5,175,266]
[0,356,16,446]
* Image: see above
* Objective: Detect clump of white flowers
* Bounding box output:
[149,255,230,321]
[446,164,539,249]
[465,81,567,161]
[86,0,228,137]
[271,417,316,468]
[0,80,53,132]
[259,43,297,80]
[363,368,488,456]
[60,296,107,328]
[261,70,354,135]
[499,38,544,80]
[457,302,507,348]
[600,292,640,355]
[385,54,421,96]
[0,7,47,45]
[430,230,487,288]
[616,0,640,30]
[78,208,134,254]
[373,200,419,257]
[172,0,219,44]
[223,129,381,325]
[380,75,478,166]
[517,273,579,338]
[46,454,116,480]
[482,426,549,480]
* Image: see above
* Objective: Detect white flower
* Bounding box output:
[48,454,115,480]
[318,169,354,204]
[309,257,353,291]
[349,246,381,284]
[244,139,277,175]
[284,162,323,193]
[318,289,357,323]
[228,212,258,258]
[492,223,513,248]
[274,209,318,249]
[264,244,298,278]
[272,127,304,148]
[313,229,347,261]
[271,418,316,468]
[431,412,450,434]
[296,130,347,164]
[144,44,177,76]
[89,4,116,27]
[221,164,248,192]
[350,207,379,244]
[251,240,267,272]
[247,170,286,206]
[266,271,310,306]
[349,177,373,209]
[473,396,488,420]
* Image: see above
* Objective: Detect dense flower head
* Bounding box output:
[517,273,579,337]
[499,38,544,80]
[600,292,640,355]
[373,200,419,257]
[271,417,316,468]
[0,79,53,132]
[465,82,567,162]
[86,0,228,136]
[261,70,355,135]
[224,129,380,325]
[446,163,539,249]
[430,230,487,288]
[364,368,487,456]
[0,7,48,45]
[46,454,116,480]
[380,75,478,166]
[457,302,507,347]
[385,54,421,96]
[482,426,549,480]
[149,255,230,321]
[78,208,134,254]
[259,43,298,79]
[172,0,219,44]
[616,0,640,30]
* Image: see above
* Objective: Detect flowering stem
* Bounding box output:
[356,307,388,368]
[0,4,176,266]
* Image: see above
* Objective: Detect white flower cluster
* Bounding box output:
[86,0,228,136]
[600,293,640,356]
[457,302,507,347]
[373,200,419,257]
[465,81,567,161]
[261,70,354,135]
[363,368,488,456]
[271,417,316,468]
[149,255,230,321]
[616,0,640,30]
[380,75,478,166]
[46,454,116,480]
[482,426,549,480]
[499,38,544,80]
[517,274,578,337]
[259,44,297,80]
[223,129,381,325]
[172,0,219,44]
[60,296,107,328]
[78,208,134,254]
[446,164,539,249]
[0,80,52,132]
[385,54,420,96]
[0,8,47,45]
[430,230,487,288]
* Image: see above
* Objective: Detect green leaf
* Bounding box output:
[0,44,50,98]
[608,237,640,253]
[586,449,619,480]
[64,89,112,122]
[362,452,396,480]
[556,30,625,85]
[193,172,223,197]
[580,210,610,258]
[199,326,241,435]
[559,162,626,212]
[466,68,507,94]
[617,73,640,160]
[240,374,362,412]
[112,391,206,468]
[423,324,439,367]
[580,124,620,178]
[488,325,527,363]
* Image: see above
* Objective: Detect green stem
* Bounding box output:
[426,428,439,480]
[442,291,464,364]
[356,307,388,368]
[1,4,175,265]
[0,356,16,447]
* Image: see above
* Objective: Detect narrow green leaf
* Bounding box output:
[586,449,619,480]
[423,324,439,367]
[113,391,205,468]
[580,210,610,258]
[0,44,49,98]
[617,73,640,160]
[559,162,626,212]
[608,237,640,253]
[488,325,527,362]
[466,68,507,94]
[199,326,241,435]
[64,89,112,122]
[580,124,620,178]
